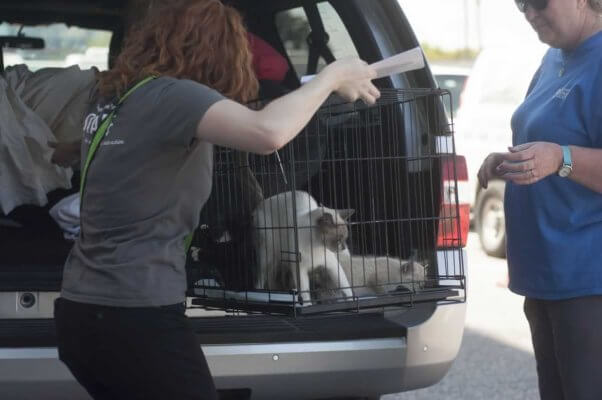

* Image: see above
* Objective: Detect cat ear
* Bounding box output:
[317,213,335,229]
[337,209,355,220]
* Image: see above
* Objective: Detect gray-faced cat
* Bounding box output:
[310,254,426,299]
[252,190,354,302]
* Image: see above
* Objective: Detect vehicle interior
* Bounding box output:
[0,2,470,399]
[0,0,463,334]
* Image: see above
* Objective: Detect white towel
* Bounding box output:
[0,64,96,214]
[49,193,81,240]
[5,64,97,144]
[0,77,73,214]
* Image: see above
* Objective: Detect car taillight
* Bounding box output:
[437,155,470,248]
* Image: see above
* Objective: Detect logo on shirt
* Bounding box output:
[553,87,572,101]
[83,113,100,135]
[83,103,124,146]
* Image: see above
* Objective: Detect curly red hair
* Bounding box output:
[98,0,258,103]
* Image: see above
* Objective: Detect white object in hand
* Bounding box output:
[370,47,425,79]
[300,47,425,84]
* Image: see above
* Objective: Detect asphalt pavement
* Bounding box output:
[384,232,540,400]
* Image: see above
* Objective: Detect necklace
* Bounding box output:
[559,52,568,78]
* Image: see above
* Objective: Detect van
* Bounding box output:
[0,1,468,399]
[431,64,471,119]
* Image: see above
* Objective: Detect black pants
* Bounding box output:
[54,298,218,400]
[524,296,602,400]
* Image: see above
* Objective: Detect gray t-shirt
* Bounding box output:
[61,77,224,307]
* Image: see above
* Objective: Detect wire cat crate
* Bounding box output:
[187,88,466,316]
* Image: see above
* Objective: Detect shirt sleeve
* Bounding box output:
[158,78,225,146]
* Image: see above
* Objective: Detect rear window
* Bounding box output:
[0,23,111,71]
[275,3,358,78]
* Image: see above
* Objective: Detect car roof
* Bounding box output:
[0,0,123,29]
[0,0,299,29]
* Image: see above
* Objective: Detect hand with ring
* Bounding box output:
[495,141,563,185]
[477,152,508,189]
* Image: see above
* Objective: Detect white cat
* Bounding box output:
[341,255,426,296]
[310,254,426,298]
[252,191,354,302]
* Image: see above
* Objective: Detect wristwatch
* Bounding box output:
[557,145,573,178]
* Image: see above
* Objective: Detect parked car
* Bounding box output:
[2,50,24,67]
[0,1,468,399]
[431,64,471,119]
[454,44,547,258]
[64,47,109,70]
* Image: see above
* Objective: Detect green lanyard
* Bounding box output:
[79,76,157,197]
[78,76,194,252]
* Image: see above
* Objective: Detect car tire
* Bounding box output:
[475,180,506,258]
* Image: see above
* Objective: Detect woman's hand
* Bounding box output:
[197,58,380,155]
[477,152,507,189]
[496,142,563,185]
[324,58,380,105]
[49,141,81,168]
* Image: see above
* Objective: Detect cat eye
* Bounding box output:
[515,0,548,12]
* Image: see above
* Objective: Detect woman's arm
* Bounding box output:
[196,58,379,155]
[49,140,81,168]
[564,145,602,193]
[494,142,602,194]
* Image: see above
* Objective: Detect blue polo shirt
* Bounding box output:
[506,31,602,300]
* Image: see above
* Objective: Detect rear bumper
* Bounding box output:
[208,301,465,399]
[0,301,465,399]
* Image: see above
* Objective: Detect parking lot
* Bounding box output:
[385,232,540,400]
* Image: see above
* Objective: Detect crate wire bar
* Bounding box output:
[189,88,465,316]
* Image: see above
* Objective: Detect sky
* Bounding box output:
[398,0,544,51]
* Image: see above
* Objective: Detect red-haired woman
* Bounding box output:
[52,0,379,399]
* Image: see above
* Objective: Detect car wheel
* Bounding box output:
[476,181,506,258]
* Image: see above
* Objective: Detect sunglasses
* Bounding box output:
[515,0,548,12]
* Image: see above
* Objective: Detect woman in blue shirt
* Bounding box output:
[479,0,602,398]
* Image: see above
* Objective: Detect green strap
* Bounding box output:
[78,76,194,253]
[79,76,157,195]
[184,232,194,252]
